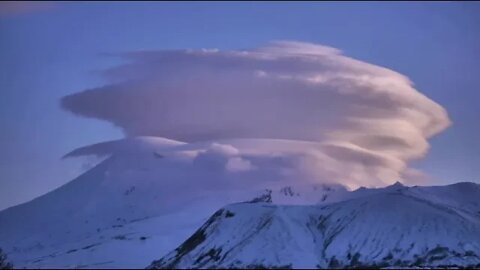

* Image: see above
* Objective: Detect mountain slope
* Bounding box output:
[2,136,479,268]
[149,183,480,269]
[0,137,349,268]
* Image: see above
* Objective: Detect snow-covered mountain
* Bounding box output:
[0,136,349,268]
[2,136,479,268]
[149,182,480,269]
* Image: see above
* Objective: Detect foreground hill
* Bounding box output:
[149,182,480,269]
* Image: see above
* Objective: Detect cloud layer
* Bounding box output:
[62,41,451,188]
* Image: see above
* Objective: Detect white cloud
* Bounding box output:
[62,41,451,188]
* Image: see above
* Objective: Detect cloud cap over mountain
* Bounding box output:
[61,41,451,188]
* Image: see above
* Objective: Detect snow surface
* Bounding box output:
[150,183,480,269]
[0,137,349,268]
[1,136,479,268]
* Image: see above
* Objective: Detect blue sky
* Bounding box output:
[0,2,479,210]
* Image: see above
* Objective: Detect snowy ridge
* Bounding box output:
[149,183,480,269]
[247,184,348,205]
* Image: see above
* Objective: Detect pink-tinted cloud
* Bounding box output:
[62,41,451,188]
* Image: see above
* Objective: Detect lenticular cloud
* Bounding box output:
[61,41,451,188]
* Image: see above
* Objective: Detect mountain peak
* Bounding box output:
[392,180,404,187]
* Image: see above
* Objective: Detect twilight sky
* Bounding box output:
[0,2,479,210]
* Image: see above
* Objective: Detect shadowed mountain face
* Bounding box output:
[149,183,480,269]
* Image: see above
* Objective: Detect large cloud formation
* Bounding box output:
[62,41,451,188]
